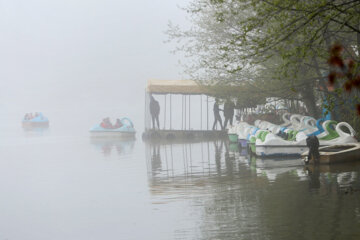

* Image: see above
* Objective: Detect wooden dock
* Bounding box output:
[142,129,227,142]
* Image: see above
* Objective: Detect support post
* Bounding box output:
[144,90,147,130]
[181,95,184,130]
[207,96,209,130]
[164,95,167,130]
[185,95,187,130]
[200,95,202,130]
[189,95,191,130]
[170,94,172,130]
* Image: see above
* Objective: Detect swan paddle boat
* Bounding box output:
[227,126,239,143]
[254,121,357,157]
[228,122,255,147]
[302,143,360,164]
[22,112,49,128]
[90,117,136,138]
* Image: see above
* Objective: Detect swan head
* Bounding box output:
[335,122,356,137]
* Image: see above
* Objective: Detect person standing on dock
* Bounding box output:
[223,99,235,129]
[150,95,160,129]
[212,99,223,130]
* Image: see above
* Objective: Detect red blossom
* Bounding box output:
[347,59,355,72]
[327,44,360,114]
[330,44,343,56]
[328,56,345,68]
[344,82,352,92]
[354,76,360,88]
[328,72,336,86]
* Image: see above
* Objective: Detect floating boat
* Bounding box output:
[236,123,257,148]
[90,117,136,138]
[228,133,238,143]
[280,112,291,127]
[302,143,360,164]
[255,121,357,157]
[248,129,269,154]
[229,112,357,158]
[255,133,308,157]
[227,122,252,146]
[22,113,49,128]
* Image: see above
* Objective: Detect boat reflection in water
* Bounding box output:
[304,162,360,191]
[22,124,50,136]
[146,140,360,185]
[250,155,306,182]
[145,140,360,239]
[90,138,135,156]
[145,138,360,240]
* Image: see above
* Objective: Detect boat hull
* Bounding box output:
[90,119,136,139]
[256,145,308,157]
[90,131,136,139]
[22,121,49,128]
[302,143,360,164]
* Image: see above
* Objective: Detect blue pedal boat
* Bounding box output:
[22,113,49,128]
[89,117,136,138]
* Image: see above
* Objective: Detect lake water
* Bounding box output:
[1,126,360,240]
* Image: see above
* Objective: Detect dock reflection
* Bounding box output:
[146,140,360,193]
[145,140,360,240]
[146,140,232,180]
[90,138,135,156]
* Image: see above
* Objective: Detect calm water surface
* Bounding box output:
[0,125,360,240]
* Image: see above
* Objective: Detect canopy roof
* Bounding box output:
[147,79,207,95]
[146,79,244,95]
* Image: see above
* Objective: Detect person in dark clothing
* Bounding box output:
[223,100,235,129]
[305,136,320,164]
[212,99,223,130]
[150,95,160,129]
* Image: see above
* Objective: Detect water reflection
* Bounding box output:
[252,156,305,182]
[146,140,240,180]
[22,125,50,136]
[229,142,248,157]
[151,144,162,176]
[146,141,360,188]
[90,138,135,156]
[146,140,360,240]
[305,163,360,192]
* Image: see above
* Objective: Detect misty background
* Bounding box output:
[0,0,192,137]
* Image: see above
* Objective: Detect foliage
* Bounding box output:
[167,0,360,121]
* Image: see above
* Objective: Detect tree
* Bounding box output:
[167,0,360,120]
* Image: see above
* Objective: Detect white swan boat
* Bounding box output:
[301,143,360,164]
[255,121,357,157]
[227,122,255,147]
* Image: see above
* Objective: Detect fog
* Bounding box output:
[0,0,190,135]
